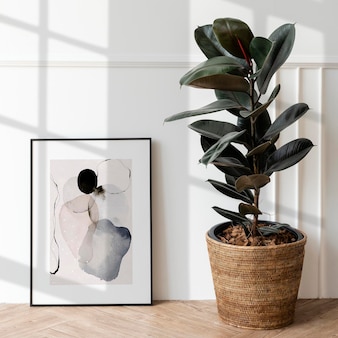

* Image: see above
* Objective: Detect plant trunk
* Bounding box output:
[253,188,260,236]
[249,76,261,238]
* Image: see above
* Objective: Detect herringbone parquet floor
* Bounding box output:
[0,299,337,337]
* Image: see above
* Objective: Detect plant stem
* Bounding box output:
[249,76,259,236]
[253,188,260,236]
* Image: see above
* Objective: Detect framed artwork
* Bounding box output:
[30,138,152,306]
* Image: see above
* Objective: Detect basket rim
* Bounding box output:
[206,221,307,251]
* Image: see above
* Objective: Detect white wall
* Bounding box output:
[0,0,337,302]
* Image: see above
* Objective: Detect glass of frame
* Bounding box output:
[30,138,152,306]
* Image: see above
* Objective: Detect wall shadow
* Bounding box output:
[0,0,191,303]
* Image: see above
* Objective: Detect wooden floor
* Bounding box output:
[0,300,337,337]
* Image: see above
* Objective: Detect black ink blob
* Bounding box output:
[78,169,97,194]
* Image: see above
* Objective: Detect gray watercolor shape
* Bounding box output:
[78,219,132,281]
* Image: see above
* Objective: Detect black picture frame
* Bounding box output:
[30,138,152,306]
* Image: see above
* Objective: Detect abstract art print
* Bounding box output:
[30,138,152,305]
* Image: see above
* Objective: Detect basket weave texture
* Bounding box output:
[206,228,307,329]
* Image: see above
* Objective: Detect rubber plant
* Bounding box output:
[165,18,314,241]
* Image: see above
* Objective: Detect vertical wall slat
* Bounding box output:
[275,68,299,228]
[297,67,322,297]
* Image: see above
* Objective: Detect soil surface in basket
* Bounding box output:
[217,224,297,246]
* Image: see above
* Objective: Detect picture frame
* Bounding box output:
[30,138,152,306]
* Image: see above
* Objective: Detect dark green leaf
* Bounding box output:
[247,135,279,157]
[182,74,250,93]
[201,137,253,177]
[200,130,246,165]
[214,91,252,116]
[258,226,281,236]
[194,24,228,59]
[194,25,248,67]
[189,120,240,139]
[164,99,240,122]
[240,84,280,119]
[214,90,251,110]
[262,103,309,141]
[207,179,253,203]
[211,157,251,170]
[257,23,295,94]
[179,56,248,88]
[258,223,287,236]
[212,206,249,223]
[250,37,273,70]
[212,18,254,59]
[225,174,236,186]
[264,138,314,175]
[189,120,249,147]
[254,110,272,141]
[237,108,273,144]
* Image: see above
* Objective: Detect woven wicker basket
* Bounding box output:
[206,222,306,329]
